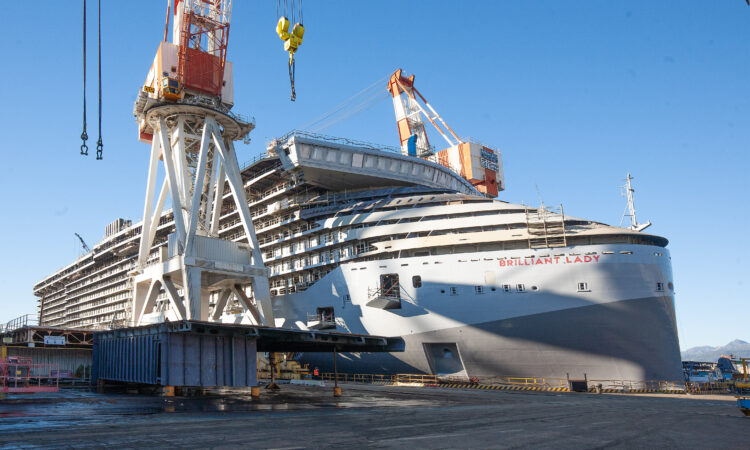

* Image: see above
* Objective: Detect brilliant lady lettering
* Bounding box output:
[499,255,601,267]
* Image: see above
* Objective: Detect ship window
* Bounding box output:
[449,287,457,296]
[578,282,589,292]
[474,286,484,294]
[531,286,538,291]
[656,282,664,292]
[490,287,496,292]
[412,276,422,288]
[502,284,511,292]
[516,284,525,292]
[668,282,674,290]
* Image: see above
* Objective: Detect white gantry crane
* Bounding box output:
[130,0,273,327]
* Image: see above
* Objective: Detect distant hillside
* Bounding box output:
[681,340,750,362]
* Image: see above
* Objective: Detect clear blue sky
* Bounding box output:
[0,1,747,350]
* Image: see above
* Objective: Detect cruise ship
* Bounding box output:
[33,129,683,382]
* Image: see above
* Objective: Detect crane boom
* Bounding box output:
[74,233,91,253]
[387,68,504,198]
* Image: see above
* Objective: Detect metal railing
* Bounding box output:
[313,372,692,393]
[1,314,38,333]
[270,130,403,155]
[239,152,272,171]
[1,360,60,393]
[684,381,733,394]
[317,373,437,385]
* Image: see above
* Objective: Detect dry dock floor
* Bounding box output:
[0,384,745,449]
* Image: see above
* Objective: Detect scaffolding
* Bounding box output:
[525,205,567,249]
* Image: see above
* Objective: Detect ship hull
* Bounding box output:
[273,243,682,381]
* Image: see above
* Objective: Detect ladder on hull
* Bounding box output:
[525,205,567,249]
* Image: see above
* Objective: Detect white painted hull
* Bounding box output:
[274,243,682,381]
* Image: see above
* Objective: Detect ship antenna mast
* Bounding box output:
[620,173,651,232]
[535,182,546,212]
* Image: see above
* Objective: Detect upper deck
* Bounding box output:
[268,132,480,195]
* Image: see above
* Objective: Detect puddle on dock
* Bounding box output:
[0,386,439,431]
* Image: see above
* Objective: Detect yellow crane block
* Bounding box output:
[276,16,290,41]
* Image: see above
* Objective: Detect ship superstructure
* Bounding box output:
[34,129,682,381]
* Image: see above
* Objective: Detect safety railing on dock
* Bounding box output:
[586,379,687,393]
[319,373,395,384]
[476,376,570,389]
[312,373,696,394]
[684,381,733,395]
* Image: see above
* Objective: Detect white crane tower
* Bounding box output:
[130,0,273,327]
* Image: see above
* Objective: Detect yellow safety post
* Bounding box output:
[162,385,175,397]
[251,386,260,398]
[332,348,342,397]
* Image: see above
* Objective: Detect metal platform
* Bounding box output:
[1,325,93,349]
[92,320,404,388]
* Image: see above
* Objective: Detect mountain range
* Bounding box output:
[681,339,750,362]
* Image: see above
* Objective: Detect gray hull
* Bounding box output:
[300,295,683,382]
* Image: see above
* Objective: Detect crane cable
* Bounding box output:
[80,0,88,156]
[298,75,389,132]
[95,0,103,160]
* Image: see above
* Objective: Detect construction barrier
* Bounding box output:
[439,383,568,392]
[587,379,688,394]
[1,357,59,393]
[315,373,705,395]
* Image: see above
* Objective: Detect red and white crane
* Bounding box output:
[387,68,503,197]
[131,0,273,328]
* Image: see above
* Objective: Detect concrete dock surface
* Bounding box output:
[0,384,745,449]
